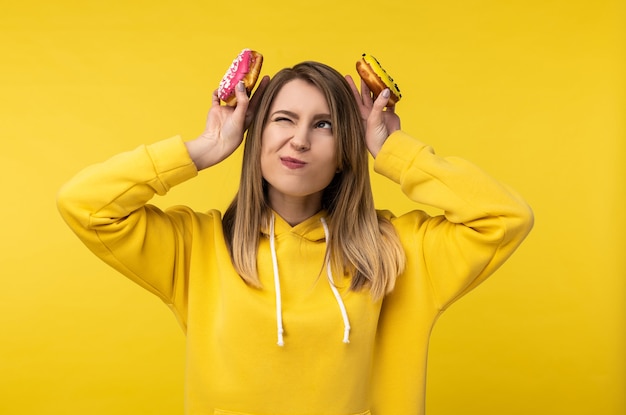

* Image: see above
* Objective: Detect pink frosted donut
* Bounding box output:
[218,48,263,106]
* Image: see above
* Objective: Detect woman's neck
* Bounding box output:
[268,191,323,227]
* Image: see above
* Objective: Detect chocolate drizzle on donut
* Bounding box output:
[356,53,402,106]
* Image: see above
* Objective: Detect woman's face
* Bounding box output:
[260,79,338,210]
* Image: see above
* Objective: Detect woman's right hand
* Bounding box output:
[346,75,400,159]
[186,75,270,170]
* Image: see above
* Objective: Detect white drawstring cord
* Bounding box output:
[269,214,351,346]
[320,218,351,344]
[269,214,285,346]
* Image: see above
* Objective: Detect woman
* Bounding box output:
[57,61,533,415]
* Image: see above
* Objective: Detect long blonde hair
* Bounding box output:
[223,61,405,299]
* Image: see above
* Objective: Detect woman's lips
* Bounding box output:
[280,157,306,169]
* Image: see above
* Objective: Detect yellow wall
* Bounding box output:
[1,1,623,414]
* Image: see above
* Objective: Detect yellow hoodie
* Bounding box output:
[57,131,533,415]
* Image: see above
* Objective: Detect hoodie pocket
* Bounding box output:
[214,410,371,415]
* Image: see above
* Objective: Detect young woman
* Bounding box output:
[57,61,533,415]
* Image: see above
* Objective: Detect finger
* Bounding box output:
[345,75,362,103]
[360,78,373,107]
[372,88,391,113]
[211,89,221,107]
[249,75,270,109]
[231,81,250,121]
[245,75,270,129]
[366,88,390,132]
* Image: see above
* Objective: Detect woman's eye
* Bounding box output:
[315,121,332,129]
[274,117,292,123]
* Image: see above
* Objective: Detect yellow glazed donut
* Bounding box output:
[355,53,402,106]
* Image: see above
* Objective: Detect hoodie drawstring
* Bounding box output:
[269,213,351,347]
[320,217,351,344]
[269,213,285,346]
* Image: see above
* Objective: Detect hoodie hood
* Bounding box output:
[263,210,351,346]
[260,209,328,242]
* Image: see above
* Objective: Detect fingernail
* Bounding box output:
[382,88,390,98]
[237,81,245,92]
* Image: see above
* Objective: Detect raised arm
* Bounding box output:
[56,135,199,305]
[347,73,533,306]
[375,131,534,308]
[56,76,269,304]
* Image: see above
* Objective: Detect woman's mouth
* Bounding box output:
[280,157,306,169]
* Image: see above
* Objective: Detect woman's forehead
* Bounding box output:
[270,79,330,113]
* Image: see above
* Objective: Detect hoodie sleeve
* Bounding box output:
[56,136,199,306]
[374,131,534,309]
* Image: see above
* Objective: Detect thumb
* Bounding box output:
[232,81,249,122]
[368,88,390,127]
[374,88,391,111]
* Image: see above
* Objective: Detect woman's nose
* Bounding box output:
[290,128,310,151]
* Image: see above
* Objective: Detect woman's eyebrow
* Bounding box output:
[271,110,299,119]
[313,113,332,121]
[270,110,332,120]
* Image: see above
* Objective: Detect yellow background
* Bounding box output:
[1,0,624,414]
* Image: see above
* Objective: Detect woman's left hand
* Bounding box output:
[347,75,401,158]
